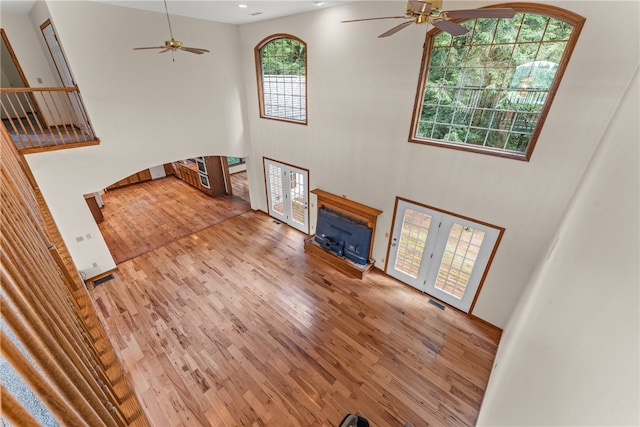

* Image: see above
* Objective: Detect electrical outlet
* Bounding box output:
[76,236,84,242]
[92,262,98,268]
[86,234,92,239]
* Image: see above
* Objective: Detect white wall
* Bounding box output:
[238,1,639,327]
[0,11,58,88]
[4,1,638,327]
[1,1,251,279]
[477,65,639,426]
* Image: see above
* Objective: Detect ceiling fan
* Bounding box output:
[342,0,516,38]
[133,0,209,60]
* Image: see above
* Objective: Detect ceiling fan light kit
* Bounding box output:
[342,0,516,38]
[133,0,210,60]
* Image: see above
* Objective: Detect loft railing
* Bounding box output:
[0,87,99,153]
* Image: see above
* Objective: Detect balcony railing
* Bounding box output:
[1,87,99,153]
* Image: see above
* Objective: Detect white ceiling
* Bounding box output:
[0,0,359,24]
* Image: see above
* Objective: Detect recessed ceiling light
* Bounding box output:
[238,4,247,8]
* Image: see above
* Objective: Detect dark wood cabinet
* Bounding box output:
[84,193,103,223]
[172,156,231,197]
[107,169,152,190]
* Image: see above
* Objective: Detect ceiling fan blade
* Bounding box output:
[445,8,516,19]
[408,0,431,15]
[341,16,406,23]
[180,47,210,54]
[158,48,171,53]
[433,20,469,36]
[133,46,165,50]
[379,20,414,38]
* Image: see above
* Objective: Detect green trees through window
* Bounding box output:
[261,38,306,75]
[255,35,307,124]
[411,4,585,160]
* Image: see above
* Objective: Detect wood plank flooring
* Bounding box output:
[230,171,249,202]
[90,179,501,427]
[98,176,250,264]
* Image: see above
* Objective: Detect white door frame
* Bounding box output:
[41,20,87,131]
[263,158,309,234]
[387,200,443,290]
[385,197,504,313]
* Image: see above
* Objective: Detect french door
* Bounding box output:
[387,198,502,313]
[264,158,309,234]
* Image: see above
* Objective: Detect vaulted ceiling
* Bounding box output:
[0,0,357,24]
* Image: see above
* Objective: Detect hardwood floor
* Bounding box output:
[98,176,250,264]
[90,179,501,427]
[230,170,249,202]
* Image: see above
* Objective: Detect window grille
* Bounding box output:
[410,4,585,160]
[255,35,307,124]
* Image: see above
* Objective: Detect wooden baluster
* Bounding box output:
[0,384,42,427]
[0,327,105,427]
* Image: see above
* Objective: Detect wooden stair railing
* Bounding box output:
[1,87,99,153]
[1,124,147,426]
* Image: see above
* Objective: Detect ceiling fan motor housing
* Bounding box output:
[165,39,183,49]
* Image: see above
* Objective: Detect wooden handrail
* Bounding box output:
[1,86,99,152]
[1,124,149,426]
[0,86,81,93]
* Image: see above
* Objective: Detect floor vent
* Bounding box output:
[428,298,445,310]
[273,220,281,225]
[93,274,115,287]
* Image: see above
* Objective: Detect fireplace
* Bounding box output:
[314,207,372,265]
[304,189,382,279]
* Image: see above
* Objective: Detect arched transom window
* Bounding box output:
[255,34,307,124]
[410,4,585,160]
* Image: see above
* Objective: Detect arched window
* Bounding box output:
[410,4,585,160]
[255,34,307,124]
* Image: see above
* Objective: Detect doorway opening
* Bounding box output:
[0,29,43,124]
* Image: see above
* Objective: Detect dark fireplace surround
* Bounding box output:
[304,189,382,279]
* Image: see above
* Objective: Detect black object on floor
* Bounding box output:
[339,413,369,427]
[93,274,115,287]
[428,298,445,310]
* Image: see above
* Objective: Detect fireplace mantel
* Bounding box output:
[305,189,382,279]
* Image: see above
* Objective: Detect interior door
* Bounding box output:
[41,22,74,87]
[264,158,309,233]
[41,21,86,130]
[387,198,502,313]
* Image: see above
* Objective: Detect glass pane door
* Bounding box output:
[423,216,500,312]
[263,159,308,234]
[288,169,308,233]
[386,200,442,290]
[264,160,287,223]
[387,198,502,313]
